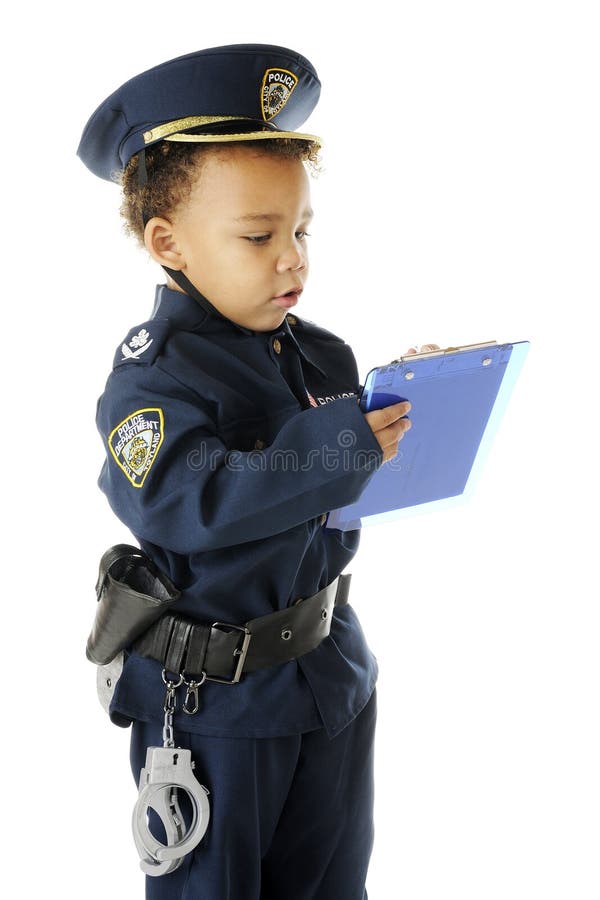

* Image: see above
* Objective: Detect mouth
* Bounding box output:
[271,287,302,309]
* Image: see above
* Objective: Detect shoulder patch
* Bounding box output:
[113,318,171,369]
[286,314,345,344]
[108,407,164,487]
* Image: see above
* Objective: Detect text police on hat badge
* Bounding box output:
[261,68,298,121]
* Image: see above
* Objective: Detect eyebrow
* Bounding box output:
[233,209,314,224]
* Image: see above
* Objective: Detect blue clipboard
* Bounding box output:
[325,339,530,531]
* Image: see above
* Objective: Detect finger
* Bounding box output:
[379,401,411,424]
[380,428,412,463]
[403,343,440,354]
[378,416,412,449]
[364,400,411,428]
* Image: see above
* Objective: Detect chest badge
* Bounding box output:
[260,68,298,121]
[108,408,164,488]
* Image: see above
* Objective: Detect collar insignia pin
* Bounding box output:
[121,328,154,360]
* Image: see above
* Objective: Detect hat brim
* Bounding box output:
[141,115,321,148]
[164,129,322,146]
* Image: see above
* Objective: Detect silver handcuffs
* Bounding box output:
[131,670,211,876]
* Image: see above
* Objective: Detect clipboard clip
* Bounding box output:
[390,340,497,364]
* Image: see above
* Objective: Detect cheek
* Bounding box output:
[188,239,238,276]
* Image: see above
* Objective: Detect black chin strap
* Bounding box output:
[160,266,228,322]
[137,148,233,325]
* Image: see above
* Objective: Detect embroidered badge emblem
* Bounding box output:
[108,408,164,488]
[260,68,298,121]
[121,328,154,361]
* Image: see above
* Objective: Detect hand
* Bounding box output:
[363,400,412,464]
[403,343,440,355]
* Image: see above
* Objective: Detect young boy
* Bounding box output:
[78,44,412,899]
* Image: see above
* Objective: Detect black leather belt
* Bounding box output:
[132,573,351,683]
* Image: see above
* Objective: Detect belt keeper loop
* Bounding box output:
[150,616,177,661]
[186,623,211,675]
[163,619,193,675]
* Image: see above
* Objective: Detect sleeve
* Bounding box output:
[96,366,384,554]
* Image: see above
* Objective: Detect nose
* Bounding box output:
[276,237,307,273]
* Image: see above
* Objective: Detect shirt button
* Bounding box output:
[273,338,282,354]
[254,438,266,450]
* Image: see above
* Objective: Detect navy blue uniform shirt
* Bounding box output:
[96,285,384,739]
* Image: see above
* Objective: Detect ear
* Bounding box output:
[144,216,185,270]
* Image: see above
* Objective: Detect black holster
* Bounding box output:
[86,544,180,666]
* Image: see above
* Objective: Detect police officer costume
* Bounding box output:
[78,44,384,899]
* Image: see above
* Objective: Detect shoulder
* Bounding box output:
[98,317,182,438]
[286,313,346,345]
[97,317,215,437]
[111,318,173,370]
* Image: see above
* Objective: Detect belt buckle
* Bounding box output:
[206,622,252,684]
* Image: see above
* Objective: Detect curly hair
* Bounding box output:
[119,138,322,246]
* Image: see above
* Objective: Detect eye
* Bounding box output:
[296,231,312,241]
[244,234,271,244]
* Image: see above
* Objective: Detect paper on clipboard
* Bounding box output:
[325,339,530,531]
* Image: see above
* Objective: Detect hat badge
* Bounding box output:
[260,67,299,121]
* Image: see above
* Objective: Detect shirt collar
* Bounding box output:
[150,284,327,378]
[150,283,245,332]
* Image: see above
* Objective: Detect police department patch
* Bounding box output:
[260,68,298,121]
[108,408,164,488]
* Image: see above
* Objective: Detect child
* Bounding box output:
[78,44,412,899]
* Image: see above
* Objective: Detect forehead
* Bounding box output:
[189,146,311,208]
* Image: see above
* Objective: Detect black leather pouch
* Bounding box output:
[86,544,180,666]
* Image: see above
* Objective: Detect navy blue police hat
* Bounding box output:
[77,43,322,182]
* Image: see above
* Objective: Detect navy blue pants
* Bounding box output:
[129,687,377,899]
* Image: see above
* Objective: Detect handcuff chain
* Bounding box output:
[161,668,183,748]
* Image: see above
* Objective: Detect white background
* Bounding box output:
[2,1,598,897]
